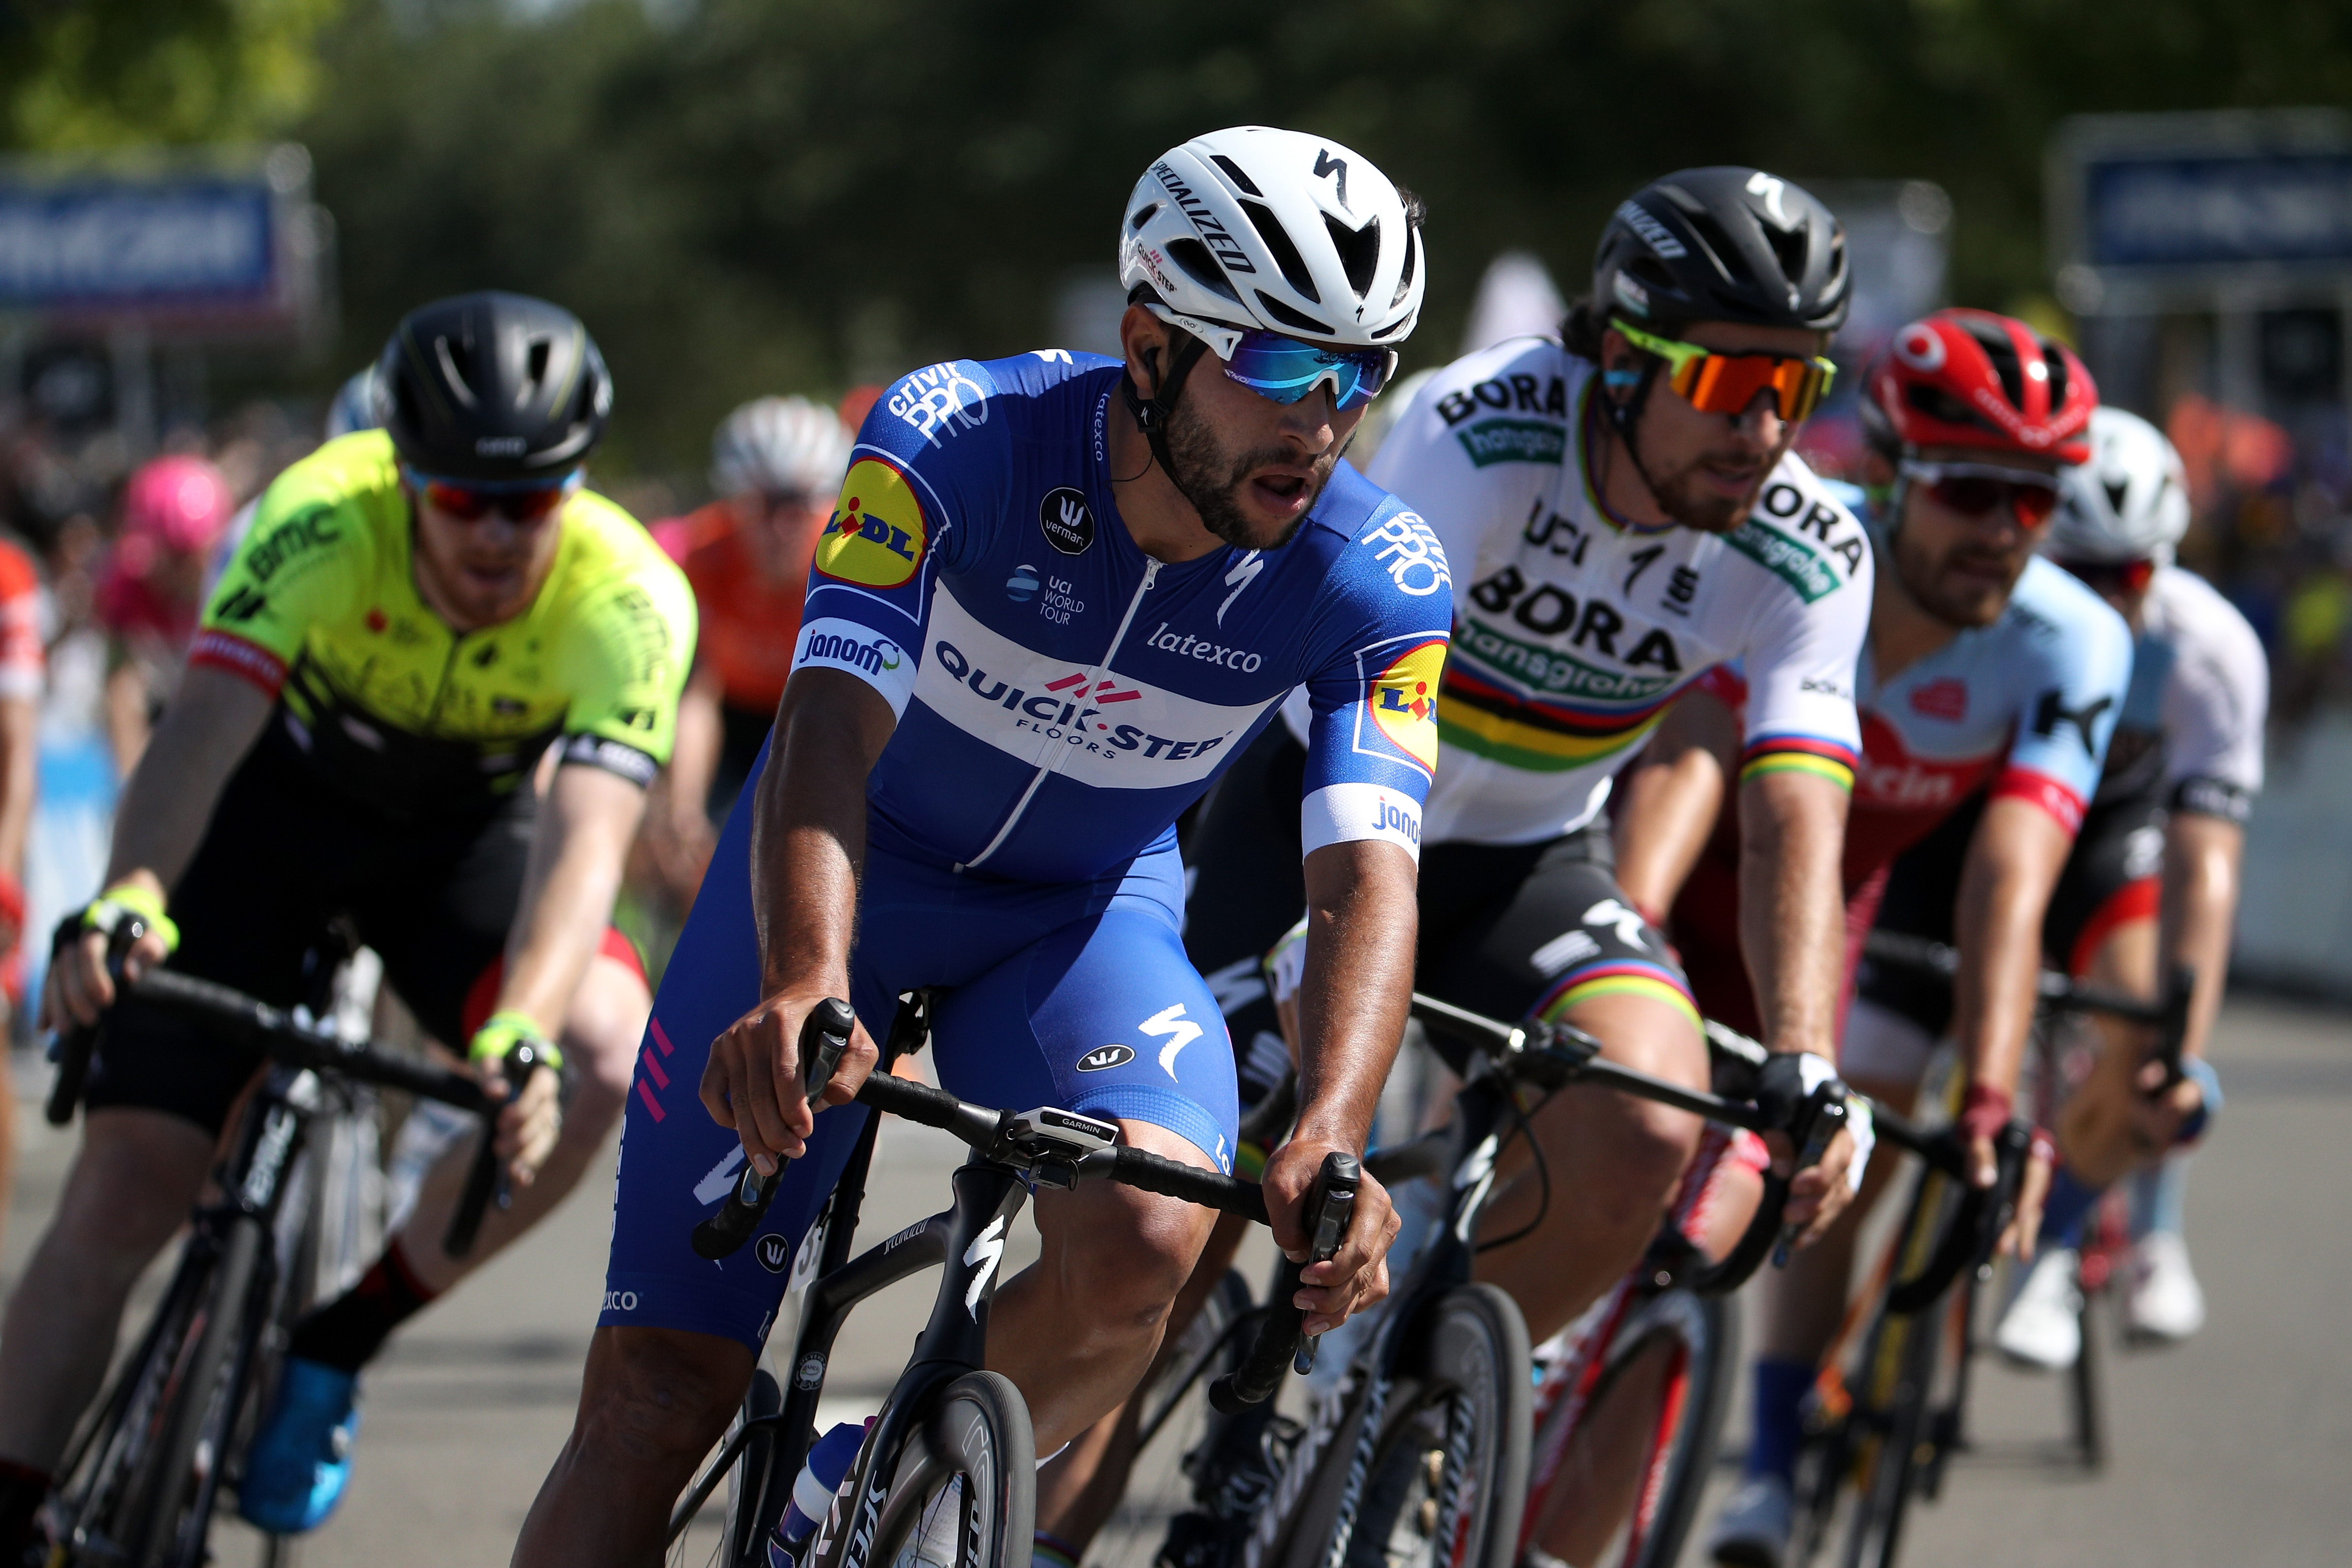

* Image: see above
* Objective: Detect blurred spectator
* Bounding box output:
[0,530,41,1229]
[97,456,235,774]
[638,396,850,911]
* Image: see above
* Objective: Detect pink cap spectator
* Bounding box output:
[120,456,236,578]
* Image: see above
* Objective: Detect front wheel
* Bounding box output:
[865,1371,1035,1568]
[1523,1287,1738,1568]
[1299,1284,1532,1568]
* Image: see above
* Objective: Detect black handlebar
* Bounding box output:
[47,959,523,1257]
[690,999,853,1260]
[1211,1151,1358,1413]
[1883,1118,2033,1315]
[441,1039,557,1258]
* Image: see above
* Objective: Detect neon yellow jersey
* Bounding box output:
[191,431,696,819]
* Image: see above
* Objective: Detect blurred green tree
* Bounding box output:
[285,0,2352,479]
[0,0,345,151]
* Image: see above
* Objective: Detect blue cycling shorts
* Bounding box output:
[598,743,1239,1349]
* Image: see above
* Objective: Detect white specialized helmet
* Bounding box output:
[324,366,382,442]
[2050,406,2191,565]
[1118,126,1424,352]
[710,396,853,500]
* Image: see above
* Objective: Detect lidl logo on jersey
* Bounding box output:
[816,457,926,589]
[1354,635,1446,777]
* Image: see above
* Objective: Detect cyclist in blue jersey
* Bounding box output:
[515,127,1448,1567]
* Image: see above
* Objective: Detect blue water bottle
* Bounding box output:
[769,1418,872,1565]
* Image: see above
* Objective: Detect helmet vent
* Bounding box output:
[1959,318,2026,409]
[523,339,552,407]
[433,336,479,409]
[1209,155,1263,197]
[1762,221,1808,292]
[2043,346,2070,414]
[1130,202,1161,232]
[1680,210,1742,285]
[1390,229,1418,309]
[1254,290,1332,337]
[1905,382,1995,435]
[1165,238,1242,303]
[1240,201,1319,303]
[1326,213,1380,299]
[2103,480,2131,518]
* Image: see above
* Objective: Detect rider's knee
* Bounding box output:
[1587,1093,1702,1231]
[54,1112,212,1268]
[560,959,650,1128]
[573,1328,749,1468]
[1049,1189,1206,1337]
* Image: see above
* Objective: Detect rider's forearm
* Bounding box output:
[103,667,276,898]
[666,661,725,831]
[1612,690,1737,918]
[1736,769,1850,1060]
[1293,840,1418,1148]
[750,670,896,995]
[1951,797,2071,1097]
[0,695,36,881]
[2162,812,2244,1064]
[494,763,649,1032]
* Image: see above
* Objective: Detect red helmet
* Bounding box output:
[1864,309,2096,465]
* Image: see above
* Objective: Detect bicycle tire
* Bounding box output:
[720,1369,787,1568]
[1836,1287,1943,1568]
[1291,1284,1531,1568]
[859,1371,1035,1568]
[121,1211,269,1568]
[1528,1287,1736,1568]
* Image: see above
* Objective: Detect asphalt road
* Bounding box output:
[3,994,2347,1568]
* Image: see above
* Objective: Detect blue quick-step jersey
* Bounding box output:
[791,350,1454,883]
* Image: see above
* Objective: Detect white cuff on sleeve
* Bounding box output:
[1301,782,1423,863]
[792,617,917,717]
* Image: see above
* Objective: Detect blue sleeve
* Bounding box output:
[1994,571,2134,835]
[790,359,1003,714]
[1295,503,1454,861]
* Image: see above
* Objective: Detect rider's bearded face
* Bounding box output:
[1891,446,2062,629]
[1608,320,1826,533]
[1159,338,1365,553]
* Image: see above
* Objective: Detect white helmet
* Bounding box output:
[2050,407,2191,565]
[710,396,853,500]
[1118,126,1424,352]
[324,366,381,442]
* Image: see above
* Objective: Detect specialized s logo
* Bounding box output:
[1138,1004,1204,1079]
[1363,638,1446,776]
[816,458,926,589]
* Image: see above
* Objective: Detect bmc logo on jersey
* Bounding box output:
[1356,636,1446,777]
[816,457,927,589]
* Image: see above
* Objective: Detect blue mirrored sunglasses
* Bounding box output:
[1217,331,1398,411]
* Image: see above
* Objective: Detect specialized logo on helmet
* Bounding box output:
[1613,200,1687,260]
[1154,161,1258,276]
[816,457,926,589]
[1892,322,1947,373]
[1359,636,1446,777]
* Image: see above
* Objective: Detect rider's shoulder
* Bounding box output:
[1387,335,1582,458]
[2007,555,2131,666]
[2145,563,2264,666]
[234,431,395,570]
[1296,472,1453,635]
[858,350,1114,468]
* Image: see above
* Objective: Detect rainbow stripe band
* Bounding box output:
[1740,734,1857,792]
[1533,959,1703,1035]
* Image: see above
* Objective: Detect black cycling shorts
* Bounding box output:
[85,732,538,1135]
[1857,783,2166,1038]
[1185,728,1695,1097]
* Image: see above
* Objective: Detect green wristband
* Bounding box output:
[83,885,180,953]
[469,1008,564,1073]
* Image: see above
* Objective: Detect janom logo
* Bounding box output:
[816,457,927,589]
[1368,638,1445,775]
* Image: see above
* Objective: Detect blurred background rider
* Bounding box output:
[639,396,850,912]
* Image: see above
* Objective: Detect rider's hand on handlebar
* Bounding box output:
[1775,1123,1857,1248]
[470,1012,565,1187]
[700,987,880,1175]
[1999,1129,2056,1259]
[42,881,178,1031]
[1264,1132,1399,1336]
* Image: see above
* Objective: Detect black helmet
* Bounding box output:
[1592,167,1850,335]
[376,291,612,481]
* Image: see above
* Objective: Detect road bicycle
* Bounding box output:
[1777,931,2192,1568]
[1142,991,1848,1568]
[36,941,539,1568]
[664,997,1314,1568]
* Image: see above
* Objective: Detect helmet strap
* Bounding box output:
[1598,355,1675,519]
[1119,332,1211,482]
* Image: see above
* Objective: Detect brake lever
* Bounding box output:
[1771,1089,1849,1269]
